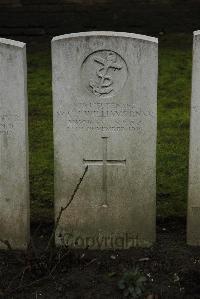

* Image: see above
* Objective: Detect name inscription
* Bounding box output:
[56,102,154,132]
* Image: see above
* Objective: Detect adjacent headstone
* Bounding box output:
[52,32,158,249]
[0,38,29,249]
[187,30,200,246]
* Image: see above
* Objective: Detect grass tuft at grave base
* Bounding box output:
[28,33,192,223]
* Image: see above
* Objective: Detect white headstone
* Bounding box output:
[52,32,158,249]
[0,38,29,249]
[187,30,200,245]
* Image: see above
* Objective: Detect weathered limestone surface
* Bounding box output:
[187,31,200,246]
[52,32,158,249]
[0,38,29,249]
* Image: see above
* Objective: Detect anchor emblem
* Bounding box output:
[89,52,123,96]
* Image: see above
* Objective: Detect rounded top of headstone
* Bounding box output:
[0,37,25,48]
[194,30,200,36]
[52,31,158,44]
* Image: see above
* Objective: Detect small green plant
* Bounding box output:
[118,268,147,298]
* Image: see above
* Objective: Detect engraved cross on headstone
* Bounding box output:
[83,137,126,207]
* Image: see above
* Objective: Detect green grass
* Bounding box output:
[28,48,54,222]
[157,34,192,217]
[28,34,192,221]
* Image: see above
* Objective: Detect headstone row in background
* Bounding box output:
[0,38,29,250]
[0,31,198,250]
[187,30,200,246]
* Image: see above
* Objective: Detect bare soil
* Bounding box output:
[0,219,200,298]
